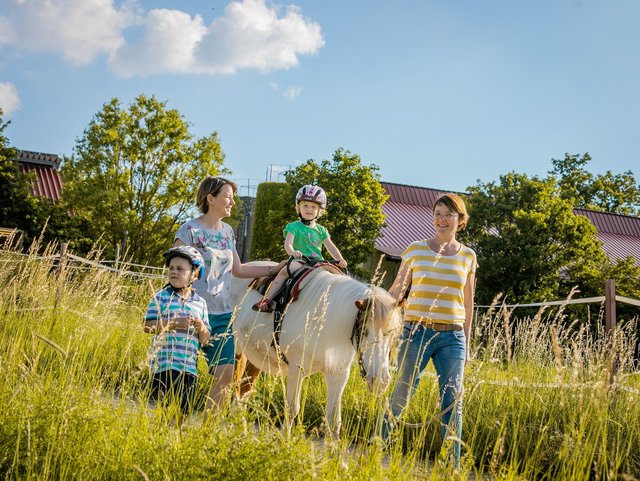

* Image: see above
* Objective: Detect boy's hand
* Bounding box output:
[171,317,191,330]
[337,258,347,268]
[190,316,206,333]
[291,250,303,258]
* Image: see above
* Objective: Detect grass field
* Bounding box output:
[1,246,638,480]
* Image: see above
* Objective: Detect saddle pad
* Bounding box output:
[290,263,344,302]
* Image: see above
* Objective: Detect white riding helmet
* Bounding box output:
[296,185,327,209]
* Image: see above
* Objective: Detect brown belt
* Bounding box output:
[423,322,463,332]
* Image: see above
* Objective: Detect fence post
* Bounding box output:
[115,243,120,270]
[605,279,616,334]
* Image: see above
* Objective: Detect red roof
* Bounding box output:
[377,182,640,265]
[381,182,449,206]
[594,232,640,264]
[574,208,640,236]
[16,150,63,202]
[575,209,640,263]
[376,182,448,258]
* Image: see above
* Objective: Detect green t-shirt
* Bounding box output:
[283,221,329,260]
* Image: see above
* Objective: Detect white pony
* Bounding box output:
[230,261,404,438]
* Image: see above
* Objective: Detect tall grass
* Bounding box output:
[1,246,638,480]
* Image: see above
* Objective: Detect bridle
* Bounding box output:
[351,306,370,380]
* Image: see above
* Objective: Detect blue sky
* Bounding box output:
[1,0,639,196]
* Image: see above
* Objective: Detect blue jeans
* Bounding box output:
[383,322,466,466]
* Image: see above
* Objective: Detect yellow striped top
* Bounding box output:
[402,241,477,324]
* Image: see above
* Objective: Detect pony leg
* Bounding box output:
[234,353,247,400]
[234,353,260,400]
[324,369,350,440]
[285,366,305,435]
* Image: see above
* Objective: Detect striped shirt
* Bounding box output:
[402,241,477,324]
[144,286,209,376]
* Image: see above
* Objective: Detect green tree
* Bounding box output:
[62,95,227,264]
[0,112,93,251]
[251,148,387,278]
[461,172,607,305]
[250,182,290,261]
[550,153,640,215]
[0,114,39,243]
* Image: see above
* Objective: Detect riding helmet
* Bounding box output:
[163,246,205,280]
[295,185,327,209]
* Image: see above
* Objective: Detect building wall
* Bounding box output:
[362,252,401,289]
[234,196,256,263]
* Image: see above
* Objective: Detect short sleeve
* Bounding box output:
[320,225,330,241]
[283,222,297,239]
[226,224,237,253]
[144,294,162,322]
[200,300,210,329]
[470,250,478,274]
[400,242,416,264]
[175,221,194,246]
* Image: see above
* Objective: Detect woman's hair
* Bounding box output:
[196,177,238,214]
[433,192,469,230]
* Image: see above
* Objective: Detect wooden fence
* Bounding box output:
[476,279,640,334]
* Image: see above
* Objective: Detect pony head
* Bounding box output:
[354,287,404,394]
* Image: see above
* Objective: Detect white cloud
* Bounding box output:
[283,85,302,100]
[0,82,21,116]
[0,16,16,45]
[0,0,324,76]
[269,82,280,91]
[108,9,207,77]
[0,0,136,64]
[191,0,325,75]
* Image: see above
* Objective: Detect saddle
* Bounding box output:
[249,260,345,363]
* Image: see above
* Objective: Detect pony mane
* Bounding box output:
[301,270,403,335]
[369,285,404,334]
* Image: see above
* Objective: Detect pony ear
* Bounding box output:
[355,298,371,311]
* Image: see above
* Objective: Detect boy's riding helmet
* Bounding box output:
[296,185,327,209]
[163,246,205,280]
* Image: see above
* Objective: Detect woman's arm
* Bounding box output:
[231,249,287,278]
[463,271,476,363]
[177,235,284,277]
[388,260,412,305]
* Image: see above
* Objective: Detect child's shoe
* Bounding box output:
[252,298,274,312]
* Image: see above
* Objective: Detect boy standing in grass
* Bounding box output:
[143,246,211,422]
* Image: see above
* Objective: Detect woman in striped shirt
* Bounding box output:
[382,193,477,468]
